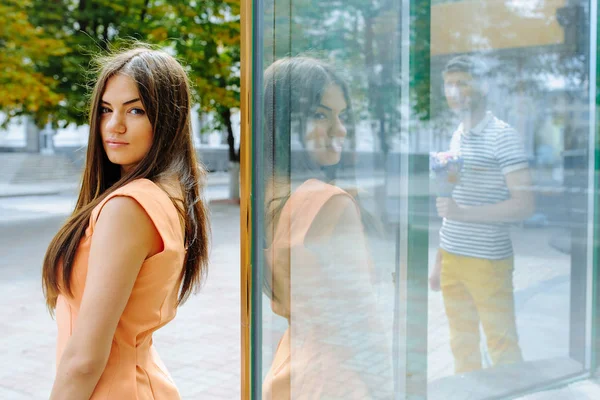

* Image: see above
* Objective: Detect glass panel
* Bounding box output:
[258,0,402,398]
[426,0,597,398]
[252,0,598,398]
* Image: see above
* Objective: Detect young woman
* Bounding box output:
[261,57,392,399]
[42,46,210,399]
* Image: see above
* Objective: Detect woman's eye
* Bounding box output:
[311,112,327,120]
[130,108,146,115]
[100,107,111,114]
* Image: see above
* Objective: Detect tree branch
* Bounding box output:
[77,0,88,33]
[140,0,150,22]
[221,107,239,163]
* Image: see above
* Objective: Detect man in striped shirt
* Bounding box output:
[429,56,535,373]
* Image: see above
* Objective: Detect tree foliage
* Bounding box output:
[145,0,241,161]
[0,0,68,126]
[2,0,241,158]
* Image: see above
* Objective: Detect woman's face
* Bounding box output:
[304,84,348,166]
[99,74,153,176]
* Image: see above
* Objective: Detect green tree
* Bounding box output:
[0,0,68,126]
[27,0,241,164]
[18,0,240,195]
[28,0,160,127]
[146,0,241,162]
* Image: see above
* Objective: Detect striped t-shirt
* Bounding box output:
[439,111,529,260]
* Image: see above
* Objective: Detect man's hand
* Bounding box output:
[429,250,443,292]
[429,264,441,292]
[436,197,463,220]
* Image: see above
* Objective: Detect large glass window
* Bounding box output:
[249,0,599,398]
[426,0,597,398]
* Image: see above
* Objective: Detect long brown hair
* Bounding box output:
[42,45,210,311]
[262,57,357,300]
[262,57,355,229]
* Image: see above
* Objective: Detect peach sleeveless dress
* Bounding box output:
[262,179,391,400]
[55,178,185,399]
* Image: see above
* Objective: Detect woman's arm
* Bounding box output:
[50,196,161,400]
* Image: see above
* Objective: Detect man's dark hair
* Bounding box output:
[443,55,489,80]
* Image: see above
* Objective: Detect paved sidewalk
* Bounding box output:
[0,202,241,399]
[1,186,600,398]
[0,182,80,198]
[517,379,600,399]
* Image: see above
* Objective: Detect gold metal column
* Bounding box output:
[240,0,253,398]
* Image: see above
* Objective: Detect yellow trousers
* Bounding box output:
[440,249,523,373]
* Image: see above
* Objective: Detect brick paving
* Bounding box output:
[0,203,240,400]
[1,187,600,398]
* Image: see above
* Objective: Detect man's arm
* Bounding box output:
[437,168,535,223]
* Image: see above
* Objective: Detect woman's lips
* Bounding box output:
[328,137,344,153]
[305,137,344,153]
[106,140,129,148]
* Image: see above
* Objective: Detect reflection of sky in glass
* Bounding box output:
[505,0,548,19]
[539,73,584,90]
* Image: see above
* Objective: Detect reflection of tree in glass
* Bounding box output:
[265,0,413,157]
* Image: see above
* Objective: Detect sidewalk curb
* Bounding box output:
[0,191,65,199]
[0,173,231,199]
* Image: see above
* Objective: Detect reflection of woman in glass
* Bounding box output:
[262,57,391,399]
